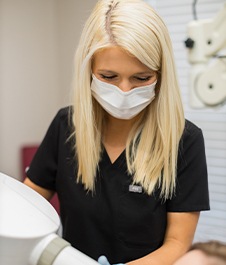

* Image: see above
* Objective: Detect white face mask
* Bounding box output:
[91,74,157,120]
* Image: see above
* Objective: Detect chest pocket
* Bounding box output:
[117,185,167,250]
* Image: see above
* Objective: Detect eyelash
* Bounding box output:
[136,76,151,81]
[100,74,117,80]
[100,74,152,82]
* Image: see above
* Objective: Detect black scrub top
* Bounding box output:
[26,107,210,264]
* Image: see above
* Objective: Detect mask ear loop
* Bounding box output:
[90,69,95,84]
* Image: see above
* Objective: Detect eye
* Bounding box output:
[134,76,152,82]
[100,74,117,80]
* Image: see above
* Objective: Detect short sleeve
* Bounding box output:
[166,120,210,212]
[26,108,70,191]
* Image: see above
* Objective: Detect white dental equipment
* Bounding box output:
[184,3,226,107]
[0,172,99,265]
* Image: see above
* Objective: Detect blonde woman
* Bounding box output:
[24,0,210,264]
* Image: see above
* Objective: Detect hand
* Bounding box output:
[98,255,125,265]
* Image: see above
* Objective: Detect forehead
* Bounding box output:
[92,46,153,74]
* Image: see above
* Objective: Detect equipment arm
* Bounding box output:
[185,3,226,107]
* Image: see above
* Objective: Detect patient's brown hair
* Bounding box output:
[190,241,226,262]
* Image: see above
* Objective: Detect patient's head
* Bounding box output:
[174,241,226,265]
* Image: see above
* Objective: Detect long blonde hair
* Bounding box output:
[72,0,185,199]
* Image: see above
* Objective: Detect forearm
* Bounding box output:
[98,212,199,265]
[127,239,190,265]
[127,212,199,265]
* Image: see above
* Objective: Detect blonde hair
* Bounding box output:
[72,0,185,199]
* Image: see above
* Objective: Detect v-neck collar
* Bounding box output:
[102,146,126,167]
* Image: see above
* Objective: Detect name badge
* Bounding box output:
[129,184,143,193]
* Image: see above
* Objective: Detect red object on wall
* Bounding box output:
[21,145,60,215]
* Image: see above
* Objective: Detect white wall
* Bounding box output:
[147,0,226,242]
[57,0,96,99]
[0,0,96,180]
